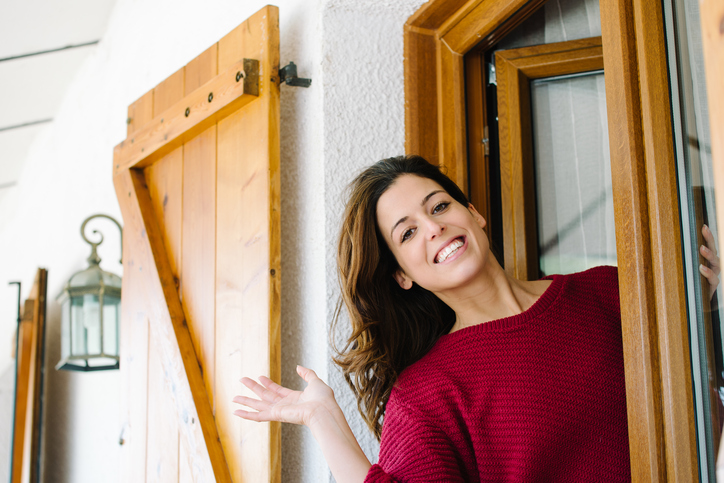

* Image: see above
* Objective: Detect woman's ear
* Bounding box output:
[393,270,413,290]
[468,203,487,230]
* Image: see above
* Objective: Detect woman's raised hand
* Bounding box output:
[700,224,721,301]
[233,365,336,427]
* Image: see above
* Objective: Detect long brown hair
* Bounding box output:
[333,155,468,439]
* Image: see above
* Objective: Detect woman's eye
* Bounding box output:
[401,228,415,242]
[432,202,450,214]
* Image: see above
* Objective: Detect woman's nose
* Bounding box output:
[425,219,445,239]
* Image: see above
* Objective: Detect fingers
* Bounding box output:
[258,376,293,398]
[296,365,319,383]
[700,263,720,288]
[233,409,267,422]
[241,377,285,404]
[232,395,269,412]
[701,225,720,270]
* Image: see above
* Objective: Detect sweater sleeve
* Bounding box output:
[364,397,467,483]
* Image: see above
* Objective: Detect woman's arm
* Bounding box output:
[233,365,371,483]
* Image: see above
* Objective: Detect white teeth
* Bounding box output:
[436,238,464,263]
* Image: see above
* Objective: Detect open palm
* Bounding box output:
[233,366,336,427]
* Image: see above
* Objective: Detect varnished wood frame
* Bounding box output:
[405,0,696,481]
[494,37,604,281]
[11,268,47,483]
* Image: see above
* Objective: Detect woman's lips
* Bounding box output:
[435,236,466,263]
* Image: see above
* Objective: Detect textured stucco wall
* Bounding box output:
[0,0,425,481]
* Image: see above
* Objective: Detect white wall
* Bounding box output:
[0,0,425,481]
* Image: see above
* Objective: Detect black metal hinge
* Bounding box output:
[279,62,311,88]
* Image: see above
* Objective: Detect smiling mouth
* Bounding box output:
[435,237,465,263]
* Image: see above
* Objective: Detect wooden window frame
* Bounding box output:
[494,36,604,281]
[404,0,696,481]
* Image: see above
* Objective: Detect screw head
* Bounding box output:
[236,71,244,82]
[208,92,213,102]
[185,107,190,117]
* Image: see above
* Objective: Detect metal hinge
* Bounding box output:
[487,61,496,86]
[279,62,312,88]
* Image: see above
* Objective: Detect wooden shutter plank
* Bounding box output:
[217,6,281,481]
[154,69,185,114]
[120,88,155,483]
[113,58,258,174]
[128,91,154,136]
[181,127,217,413]
[114,168,231,483]
[146,338,180,483]
[216,103,270,482]
[186,45,218,94]
[144,67,186,483]
[179,438,194,483]
[145,148,184,283]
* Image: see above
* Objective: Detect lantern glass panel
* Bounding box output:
[61,298,71,360]
[103,296,120,357]
[70,296,88,356]
[83,293,102,355]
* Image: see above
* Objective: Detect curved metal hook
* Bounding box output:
[80,214,123,264]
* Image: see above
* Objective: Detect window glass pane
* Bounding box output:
[665,0,721,479]
[531,72,616,275]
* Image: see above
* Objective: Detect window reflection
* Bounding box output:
[665,0,722,479]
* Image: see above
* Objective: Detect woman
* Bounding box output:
[233,156,720,482]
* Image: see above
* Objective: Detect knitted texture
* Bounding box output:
[365,266,630,482]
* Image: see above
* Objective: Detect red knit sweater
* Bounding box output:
[365,266,630,482]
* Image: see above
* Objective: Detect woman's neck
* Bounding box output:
[437,257,552,333]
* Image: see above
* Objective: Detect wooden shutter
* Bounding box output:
[113,6,280,482]
[11,268,48,483]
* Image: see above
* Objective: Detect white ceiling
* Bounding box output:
[0,0,117,202]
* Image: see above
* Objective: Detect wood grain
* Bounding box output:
[154,68,185,115]
[404,26,439,164]
[113,59,258,173]
[145,333,180,483]
[114,7,280,481]
[11,300,34,483]
[186,45,218,95]
[181,127,217,413]
[437,41,467,190]
[405,0,545,193]
[10,269,47,483]
[180,38,220,417]
[464,51,491,229]
[127,91,154,137]
[144,148,183,285]
[216,6,282,482]
[118,176,151,483]
[600,0,664,480]
[115,167,231,482]
[632,0,698,478]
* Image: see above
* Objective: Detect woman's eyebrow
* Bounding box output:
[389,190,446,239]
[421,190,445,206]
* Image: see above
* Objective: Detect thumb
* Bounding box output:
[296,365,319,383]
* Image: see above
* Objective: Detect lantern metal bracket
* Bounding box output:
[81,214,123,265]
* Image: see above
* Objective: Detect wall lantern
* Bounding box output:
[56,214,122,372]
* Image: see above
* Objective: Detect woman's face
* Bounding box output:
[376,174,489,294]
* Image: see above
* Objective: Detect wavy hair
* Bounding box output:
[333,155,468,439]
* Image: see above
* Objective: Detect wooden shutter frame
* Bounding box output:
[11,268,47,483]
[404,0,696,481]
[114,6,281,482]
